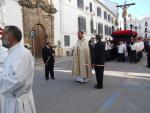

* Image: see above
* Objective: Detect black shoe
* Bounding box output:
[94,85,103,89]
[51,78,55,80]
[46,78,49,81]
[94,84,98,87]
[146,65,150,68]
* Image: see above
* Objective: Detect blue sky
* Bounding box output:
[110,0,150,19]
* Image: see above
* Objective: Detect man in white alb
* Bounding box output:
[0,26,36,113]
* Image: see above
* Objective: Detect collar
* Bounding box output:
[8,43,20,54]
[46,45,49,48]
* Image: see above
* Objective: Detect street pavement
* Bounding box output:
[33,53,150,113]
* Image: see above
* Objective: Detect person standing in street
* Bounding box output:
[88,37,95,61]
[72,31,92,83]
[0,26,36,113]
[42,41,55,80]
[92,34,105,89]
[147,40,150,68]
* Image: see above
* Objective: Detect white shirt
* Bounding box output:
[0,43,36,113]
[130,44,136,51]
[118,44,126,54]
[136,41,144,52]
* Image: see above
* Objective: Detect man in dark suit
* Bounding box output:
[42,41,55,80]
[147,41,150,68]
[92,34,105,89]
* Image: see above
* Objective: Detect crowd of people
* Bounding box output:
[99,37,149,65]
[0,26,150,113]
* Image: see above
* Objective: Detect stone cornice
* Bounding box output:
[18,0,57,14]
[18,0,34,8]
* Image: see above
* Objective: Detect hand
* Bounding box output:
[45,63,47,66]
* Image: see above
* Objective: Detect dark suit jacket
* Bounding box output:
[92,41,105,65]
[42,46,55,64]
[147,46,150,56]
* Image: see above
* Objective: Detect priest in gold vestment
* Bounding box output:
[72,31,92,83]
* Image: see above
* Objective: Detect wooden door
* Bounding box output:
[32,24,47,57]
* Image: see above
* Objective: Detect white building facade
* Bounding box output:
[53,0,119,56]
[127,16,150,39]
[0,0,23,40]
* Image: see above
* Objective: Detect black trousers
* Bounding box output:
[130,50,137,63]
[45,63,54,80]
[94,66,104,88]
[147,55,150,67]
[118,53,125,62]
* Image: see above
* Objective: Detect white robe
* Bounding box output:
[0,47,8,64]
[0,43,36,113]
[0,43,8,113]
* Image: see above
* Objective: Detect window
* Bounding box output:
[64,35,70,46]
[112,26,114,32]
[111,17,114,24]
[104,11,107,20]
[90,19,96,33]
[97,7,101,17]
[109,27,112,35]
[98,23,103,34]
[77,0,84,9]
[91,19,96,33]
[105,25,109,35]
[89,2,92,12]
[108,14,110,22]
[78,16,86,32]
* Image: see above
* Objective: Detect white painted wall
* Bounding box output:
[53,0,118,55]
[2,0,24,42]
[53,0,118,56]
[5,0,23,36]
[127,16,150,38]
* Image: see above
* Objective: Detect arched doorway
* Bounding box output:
[31,24,47,57]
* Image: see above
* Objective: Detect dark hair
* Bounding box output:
[4,26,22,42]
[78,31,83,35]
[46,41,49,45]
[95,34,102,41]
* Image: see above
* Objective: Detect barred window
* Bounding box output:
[109,27,112,35]
[90,2,92,12]
[98,23,103,34]
[97,7,101,17]
[108,14,110,22]
[64,35,70,46]
[112,26,115,32]
[77,0,84,9]
[104,11,107,20]
[105,25,109,35]
[78,16,86,32]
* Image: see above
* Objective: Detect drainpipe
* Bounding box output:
[59,0,63,56]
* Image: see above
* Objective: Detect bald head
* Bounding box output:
[4,26,22,42]
[2,26,22,48]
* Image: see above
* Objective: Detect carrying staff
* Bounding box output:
[92,34,105,89]
[146,40,150,68]
[42,41,55,80]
